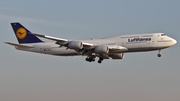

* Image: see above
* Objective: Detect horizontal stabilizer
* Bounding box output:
[5,42,34,48]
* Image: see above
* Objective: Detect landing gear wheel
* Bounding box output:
[98,60,102,64]
[85,56,95,62]
[157,54,161,57]
[92,58,95,62]
[85,58,89,61]
[98,58,103,64]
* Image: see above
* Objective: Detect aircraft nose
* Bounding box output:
[172,38,177,45]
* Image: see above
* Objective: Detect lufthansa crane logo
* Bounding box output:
[16,28,27,39]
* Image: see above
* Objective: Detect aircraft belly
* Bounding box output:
[126,46,169,53]
[109,49,127,53]
[50,48,78,56]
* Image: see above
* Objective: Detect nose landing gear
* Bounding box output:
[157,50,161,57]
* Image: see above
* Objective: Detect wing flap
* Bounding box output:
[5,42,34,48]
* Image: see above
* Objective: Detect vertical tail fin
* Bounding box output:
[11,22,43,43]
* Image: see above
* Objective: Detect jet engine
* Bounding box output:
[110,53,124,59]
[68,41,83,50]
[94,46,109,54]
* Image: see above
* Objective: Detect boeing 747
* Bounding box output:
[6,22,177,63]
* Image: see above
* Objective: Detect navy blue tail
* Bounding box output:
[11,22,43,43]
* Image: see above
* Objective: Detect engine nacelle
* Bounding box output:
[110,53,124,59]
[68,41,83,50]
[94,46,109,54]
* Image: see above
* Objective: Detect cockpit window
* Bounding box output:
[161,34,166,36]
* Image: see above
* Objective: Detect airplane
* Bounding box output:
[5,22,177,63]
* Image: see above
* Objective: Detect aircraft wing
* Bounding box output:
[5,42,34,48]
[32,33,94,48]
[32,33,68,42]
[31,33,128,55]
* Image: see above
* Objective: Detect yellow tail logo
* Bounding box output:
[16,28,27,39]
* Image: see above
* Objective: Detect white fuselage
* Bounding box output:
[16,33,177,56]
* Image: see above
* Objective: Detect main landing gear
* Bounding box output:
[157,50,161,57]
[85,56,104,64]
[85,57,95,62]
[98,58,103,64]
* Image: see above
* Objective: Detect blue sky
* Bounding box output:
[0,0,180,101]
